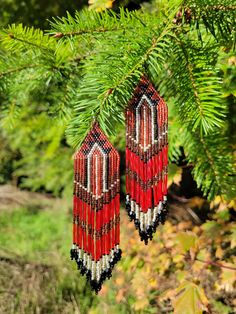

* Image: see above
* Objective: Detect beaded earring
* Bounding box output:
[70,122,121,294]
[125,76,168,244]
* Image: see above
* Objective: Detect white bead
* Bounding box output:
[135,203,139,219]
[96,261,101,281]
[83,252,87,266]
[106,255,109,269]
[91,261,96,280]
[87,255,91,270]
[102,255,106,271]
[153,206,158,222]
[144,212,148,229]
[158,202,162,214]
[131,200,135,213]
[140,212,144,230]
[147,208,151,226]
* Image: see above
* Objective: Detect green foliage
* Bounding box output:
[1,110,73,196]
[1,3,235,314]
[188,0,236,47]
[0,1,235,199]
[173,281,208,314]
[0,0,88,28]
[184,129,235,199]
[0,201,95,313]
[158,40,227,134]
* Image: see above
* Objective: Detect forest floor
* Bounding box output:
[0,185,235,314]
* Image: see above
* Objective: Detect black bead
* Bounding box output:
[80,266,87,275]
[153,219,158,227]
[104,269,110,279]
[129,211,135,221]
[110,259,115,268]
[100,272,106,282]
[90,280,97,290]
[125,201,131,211]
[116,249,122,261]
[139,230,145,238]
[96,282,102,293]
[70,249,77,260]
[86,270,91,281]
[76,259,83,269]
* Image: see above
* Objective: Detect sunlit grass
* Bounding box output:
[0,203,97,313]
[0,205,71,263]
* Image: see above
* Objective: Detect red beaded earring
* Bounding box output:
[125,76,168,244]
[70,122,121,294]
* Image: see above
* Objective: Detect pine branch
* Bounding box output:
[198,135,221,189]
[98,35,166,113]
[52,27,122,38]
[0,24,56,54]
[65,3,183,147]
[180,41,225,134]
[66,32,176,147]
[184,128,235,199]
[166,100,234,200]
[186,0,236,46]
[156,38,227,136]
[0,64,38,78]
[5,32,51,52]
[0,2,235,200]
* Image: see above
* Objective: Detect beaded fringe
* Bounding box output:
[70,122,121,294]
[126,77,168,244]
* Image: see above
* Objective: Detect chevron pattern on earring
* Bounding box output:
[70,122,121,294]
[125,76,168,244]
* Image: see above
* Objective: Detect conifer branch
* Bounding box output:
[0,65,38,78]
[0,2,235,200]
[6,33,52,51]
[198,135,222,191]
[180,43,205,130]
[183,128,234,199]
[97,19,177,117]
[98,36,158,113]
[52,27,122,38]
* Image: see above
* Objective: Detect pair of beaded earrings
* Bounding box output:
[70,76,168,293]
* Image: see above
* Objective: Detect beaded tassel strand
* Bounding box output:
[125,76,168,244]
[70,122,121,294]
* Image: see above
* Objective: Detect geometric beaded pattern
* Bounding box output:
[126,76,168,244]
[70,122,121,294]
